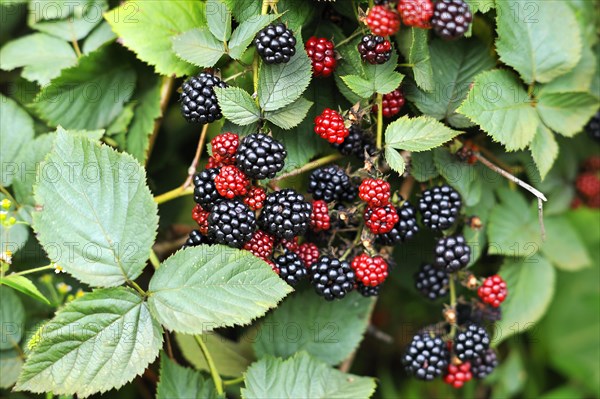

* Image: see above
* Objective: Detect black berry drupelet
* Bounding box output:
[471,348,498,379]
[236,133,287,179]
[357,282,381,297]
[332,125,377,159]
[309,256,355,300]
[180,72,227,124]
[308,165,357,203]
[431,0,472,40]
[376,200,419,245]
[418,184,462,230]
[434,234,471,272]
[414,263,449,300]
[274,251,307,286]
[258,189,312,240]
[182,230,212,248]
[207,200,256,248]
[403,333,450,380]
[193,168,222,211]
[255,23,297,64]
[357,34,392,64]
[586,111,600,142]
[454,323,490,361]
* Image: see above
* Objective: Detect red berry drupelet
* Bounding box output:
[297,242,320,267]
[314,108,349,144]
[305,37,337,78]
[364,204,399,234]
[211,132,239,165]
[366,5,401,36]
[281,237,300,253]
[310,200,331,232]
[309,256,356,300]
[214,165,250,199]
[359,178,391,207]
[478,275,507,308]
[180,72,227,124]
[243,230,275,260]
[351,253,389,287]
[192,204,210,235]
[357,34,393,64]
[576,172,600,198]
[431,0,472,40]
[403,333,450,380]
[244,186,267,211]
[398,0,434,28]
[444,362,473,388]
[373,88,405,118]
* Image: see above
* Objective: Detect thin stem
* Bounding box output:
[182,123,211,190]
[336,29,362,47]
[527,82,535,97]
[146,75,176,165]
[194,335,224,395]
[253,55,260,104]
[13,264,54,276]
[223,376,245,386]
[71,39,82,58]
[449,274,457,338]
[154,186,194,205]
[224,70,250,82]
[268,154,343,189]
[340,229,362,261]
[398,63,415,68]
[376,93,383,149]
[129,280,146,296]
[149,250,160,270]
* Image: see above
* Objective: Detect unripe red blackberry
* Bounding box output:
[243,230,275,260]
[180,72,227,124]
[357,34,392,64]
[359,178,391,207]
[314,108,349,144]
[214,165,250,199]
[297,242,320,268]
[364,204,399,234]
[244,186,267,211]
[478,275,508,308]
[398,0,434,28]
[372,88,405,118]
[351,253,389,287]
[444,362,473,388]
[305,36,337,78]
[192,204,210,235]
[366,5,401,36]
[310,200,331,232]
[211,132,239,165]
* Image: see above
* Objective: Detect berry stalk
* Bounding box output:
[376,93,383,149]
[449,274,457,338]
[194,335,224,395]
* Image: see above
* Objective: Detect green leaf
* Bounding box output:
[254,291,373,365]
[465,0,495,14]
[0,275,50,305]
[385,147,406,176]
[0,287,25,350]
[258,39,312,112]
[172,28,226,68]
[215,87,261,126]
[541,216,591,271]
[105,0,206,76]
[385,115,462,152]
[0,94,34,187]
[206,0,231,42]
[496,0,581,83]
[536,91,600,137]
[265,97,313,130]
[242,352,376,399]
[223,0,260,21]
[28,0,107,41]
[433,148,482,207]
[0,33,77,85]
[277,0,315,31]
[458,69,539,151]
[126,74,163,162]
[333,36,364,104]
[176,333,254,378]
[342,51,404,98]
[82,21,116,54]
[541,45,597,94]
[228,14,278,60]
[405,39,495,128]
[157,353,217,399]
[341,75,376,98]
[529,124,558,180]
[495,255,555,344]
[410,151,439,182]
[0,208,29,254]
[487,349,526,399]
[34,47,136,130]
[399,28,434,92]
[15,287,163,397]
[148,245,292,334]
[32,131,158,287]
[0,349,22,388]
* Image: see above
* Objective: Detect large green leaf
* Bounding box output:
[147,245,292,333]
[536,91,599,137]
[206,0,231,42]
[254,291,373,365]
[223,0,260,21]
[458,69,539,151]
[0,287,25,350]
[495,255,555,344]
[0,349,22,388]
[82,21,117,54]
[172,28,226,68]
[385,115,462,152]
[541,45,597,94]
[126,73,163,162]
[385,147,406,176]
[0,33,77,85]
[157,353,217,399]
[529,124,558,180]
[32,131,158,287]
[496,0,581,83]
[242,352,376,399]
[402,28,434,92]
[105,0,206,76]
[215,87,261,126]
[28,0,107,41]
[0,94,34,187]
[34,47,136,129]
[265,97,313,130]
[541,216,591,271]
[405,38,495,128]
[15,287,163,397]
[410,151,439,182]
[0,275,50,305]
[342,51,404,98]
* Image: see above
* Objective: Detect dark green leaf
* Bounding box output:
[206,0,231,42]
[157,353,217,399]
[536,91,599,137]
[264,97,313,130]
[0,287,25,350]
[0,275,50,305]
[215,87,262,126]
[0,94,34,187]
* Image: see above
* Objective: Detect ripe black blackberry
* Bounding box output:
[309,256,355,300]
[274,251,307,286]
[254,23,297,64]
[236,133,287,179]
[414,263,449,300]
[332,125,377,160]
[182,230,212,248]
[308,165,357,203]
[258,189,312,240]
[586,111,600,142]
[357,282,381,297]
[357,34,392,64]
[434,234,471,272]
[431,0,472,40]
[471,349,498,379]
[457,302,502,325]
[207,200,256,248]
[418,184,462,230]
[454,323,490,361]
[376,200,419,245]
[403,333,450,380]
[193,168,223,211]
[180,72,227,124]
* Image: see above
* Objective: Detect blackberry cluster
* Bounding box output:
[434,234,471,272]
[183,230,212,248]
[308,166,357,203]
[453,323,490,361]
[180,73,227,124]
[255,23,297,64]
[207,200,256,248]
[274,251,307,286]
[375,200,419,245]
[431,0,472,40]
[236,133,287,180]
[309,256,355,300]
[402,333,449,380]
[332,125,376,159]
[586,111,600,142]
[357,34,392,64]
[471,349,498,379]
[414,263,449,300]
[193,168,222,211]
[418,185,462,230]
[259,189,312,240]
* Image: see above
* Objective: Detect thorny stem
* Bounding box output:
[449,275,457,338]
[376,93,384,149]
[194,335,224,395]
[13,264,54,276]
[146,75,176,165]
[182,123,211,189]
[268,153,343,189]
[149,250,160,269]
